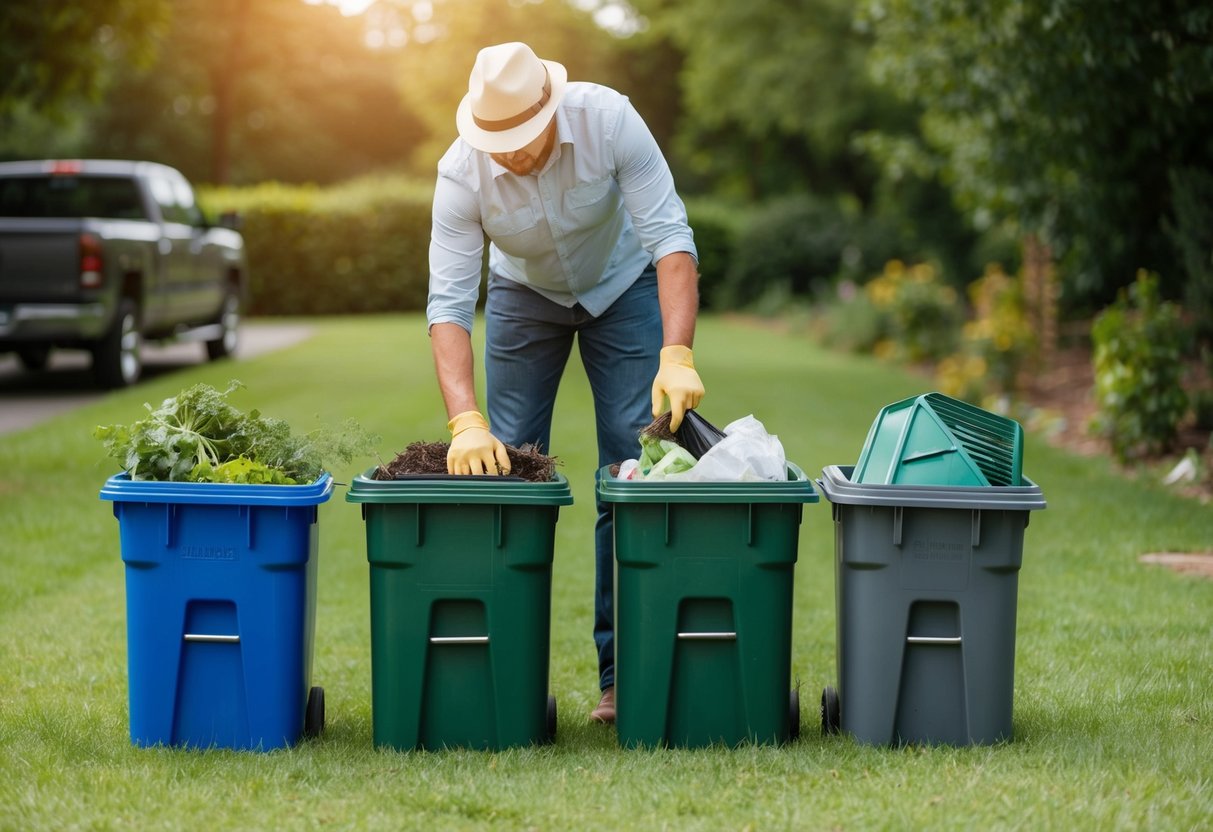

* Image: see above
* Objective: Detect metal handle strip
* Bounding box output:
[184,633,240,643]
[906,636,962,645]
[429,636,490,645]
[676,631,737,641]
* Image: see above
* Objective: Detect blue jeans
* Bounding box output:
[484,266,661,691]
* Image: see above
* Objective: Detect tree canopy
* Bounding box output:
[3,0,1209,315]
[0,1,167,119]
[861,0,1213,309]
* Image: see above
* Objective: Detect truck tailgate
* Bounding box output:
[0,221,86,303]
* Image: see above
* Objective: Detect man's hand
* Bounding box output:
[447,410,512,475]
[651,345,705,431]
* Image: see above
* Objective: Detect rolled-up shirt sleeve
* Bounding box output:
[613,101,697,265]
[427,174,485,333]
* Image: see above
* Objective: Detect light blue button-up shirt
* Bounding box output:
[426,82,697,332]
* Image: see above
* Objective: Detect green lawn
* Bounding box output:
[1,314,1210,831]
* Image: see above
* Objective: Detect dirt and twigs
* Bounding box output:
[374,441,558,482]
[1139,552,1213,580]
[642,411,678,443]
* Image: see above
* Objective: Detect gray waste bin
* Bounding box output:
[817,465,1046,746]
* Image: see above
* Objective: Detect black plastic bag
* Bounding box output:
[676,409,728,459]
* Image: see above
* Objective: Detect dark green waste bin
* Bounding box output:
[598,463,818,748]
[347,472,573,750]
[817,465,1046,746]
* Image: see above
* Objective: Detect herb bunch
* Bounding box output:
[94,380,377,484]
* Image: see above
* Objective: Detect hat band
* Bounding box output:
[472,69,552,132]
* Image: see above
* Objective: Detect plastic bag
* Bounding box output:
[616,459,642,480]
[636,433,698,479]
[667,415,786,482]
[645,444,698,479]
[675,409,728,458]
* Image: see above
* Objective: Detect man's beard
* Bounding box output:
[499,125,556,175]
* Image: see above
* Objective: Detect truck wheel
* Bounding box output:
[205,291,240,360]
[93,298,143,388]
[16,345,51,372]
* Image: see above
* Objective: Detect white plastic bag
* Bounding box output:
[616,458,642,480]
[668,415,787,482]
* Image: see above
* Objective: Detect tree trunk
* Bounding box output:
[1021,234,1058,373]
[209,0,249,185]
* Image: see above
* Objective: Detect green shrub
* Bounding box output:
[1192,389,1213,433]
[1090,270,1190,460]
[1165,167,1213,345]
[865,260,962,362]
[715,194,856,309]
[935,265,1035,401]
[811,280,889,354]
[683,198,742,311]
[200,177,434,315]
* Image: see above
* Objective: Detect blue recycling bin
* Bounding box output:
[100,474,332,750]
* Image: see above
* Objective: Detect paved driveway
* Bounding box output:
[0,323,313,436]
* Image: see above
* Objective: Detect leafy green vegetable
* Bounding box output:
[94,380,377,484]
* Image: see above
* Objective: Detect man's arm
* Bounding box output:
[427,172,509,474]
[429,321,511,475]
[656,250,698,348]
[651,251,704,429]
[430,322,480,419]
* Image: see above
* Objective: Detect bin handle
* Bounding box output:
[429,636,490,644]
[183,633,240,643]
[906,636,961,645]
[677,631,737,641]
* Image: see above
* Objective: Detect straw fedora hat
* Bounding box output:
[456,42,568,154]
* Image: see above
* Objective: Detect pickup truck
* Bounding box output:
[0,159,246,387]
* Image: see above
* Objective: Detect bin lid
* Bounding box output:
[99,472,334,506]
[596,461,819,504]
[345,468,574,506]
[854,392,1024,487]
[818,465,1046,511]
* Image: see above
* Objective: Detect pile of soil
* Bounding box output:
[375,441,558,483]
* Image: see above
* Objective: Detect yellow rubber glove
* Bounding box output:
[650,345,705,432]
[447,410,511,476]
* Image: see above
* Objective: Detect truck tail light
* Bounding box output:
[80,233,104,288]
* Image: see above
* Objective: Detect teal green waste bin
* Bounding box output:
[598,464,818,748]
[817,464,1046,746]
[346,472,573,751]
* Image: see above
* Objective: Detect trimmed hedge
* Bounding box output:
[199,178,434,316]
[237,204,432,315]
[201,178,743,317]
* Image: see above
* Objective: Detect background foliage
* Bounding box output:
[860,0,1213,316]
[3,0,1206,310]
[2,0,1211,419]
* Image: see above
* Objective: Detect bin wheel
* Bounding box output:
[788,689,801,742]
[545,694,557,744]
[821,686,841,736]
[304,686,325,739]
